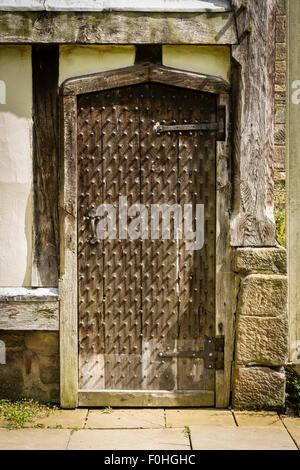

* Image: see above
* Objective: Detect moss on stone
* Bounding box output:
[286,367,300,416]
[274,177,286,247]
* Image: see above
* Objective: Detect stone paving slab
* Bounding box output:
[68,428,190,450]
[0,429,71,450]
[166,409,235,428]
[190,426,297,450]
[281,417,300,449]
[32,409,88,429]
[86,409,165,429]
[234,411,283,427]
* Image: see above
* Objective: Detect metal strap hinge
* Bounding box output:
[158,337,224,370]
[154,106,226,141]
[154,122,223,133]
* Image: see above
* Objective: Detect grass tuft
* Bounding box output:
[286,367,300,417]
[0,399,56,429]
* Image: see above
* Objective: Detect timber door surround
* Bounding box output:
[60,64,234,408]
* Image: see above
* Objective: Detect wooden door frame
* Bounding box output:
[59,63,234,408]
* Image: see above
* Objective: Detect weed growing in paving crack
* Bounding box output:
[101,406,113,414]
[0,399,56,429]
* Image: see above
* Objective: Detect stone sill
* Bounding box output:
[0,287,60,302]
[0,0,232,13]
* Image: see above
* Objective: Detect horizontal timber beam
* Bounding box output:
[61,64,231,96]
[78,390,215,407]
[0,302,59,331]
[0,11,238,44]
[0,287,59,331]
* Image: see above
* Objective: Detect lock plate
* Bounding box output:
[158,337,224,370]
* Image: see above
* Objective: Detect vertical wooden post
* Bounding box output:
[32,46,59,287]
[288,0,300,375]
[215,94,236,408]
[59,93,78,408]
[231,0,277,247]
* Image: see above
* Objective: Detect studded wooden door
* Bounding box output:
[77,83,217,407]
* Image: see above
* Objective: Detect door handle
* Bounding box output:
[86,213,99,244]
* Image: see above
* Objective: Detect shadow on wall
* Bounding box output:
[0,331,59,403]
[23,188,33,286]
[0,80,5,104]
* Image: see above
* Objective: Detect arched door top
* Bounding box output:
[60,63,230,97]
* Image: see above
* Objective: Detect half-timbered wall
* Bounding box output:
[0,2,293,408]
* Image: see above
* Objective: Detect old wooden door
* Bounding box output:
[77,83,218,406]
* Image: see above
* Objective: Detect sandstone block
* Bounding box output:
[274,146,286,169]
[276,0,286,16]
[276,16,286,43]
[232,366,286,410]
[237,274,287,317]
[275,105,286,124]
[235,248,287,274]
[276,43,286,61]
[236,315,288,366]
[275,124,286,145]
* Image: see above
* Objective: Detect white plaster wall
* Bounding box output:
[163,45,231,82]
[60,45,230,85]
[59,45,136,85]
[0,46,32,287]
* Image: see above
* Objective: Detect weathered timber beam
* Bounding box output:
[32,45,59,287]
[61,64,231,96]
[0,11,238,44]
[78,390,215,407]
[0,287,59,331]
[0,302,59,331]
[230,0,277,247]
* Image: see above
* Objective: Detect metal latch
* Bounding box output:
[154,122,223,133]
[153,106,226,141]
[158,337,224,370]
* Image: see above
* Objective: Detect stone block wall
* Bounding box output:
[232,248,288,410]
[275,0,286,172]
[0,331,59,403]
[274,0,287,247]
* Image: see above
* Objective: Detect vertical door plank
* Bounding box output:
[177,91,216,391]
[78,93,105,390]
[140,84,179,391]
[101,88,142,390]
